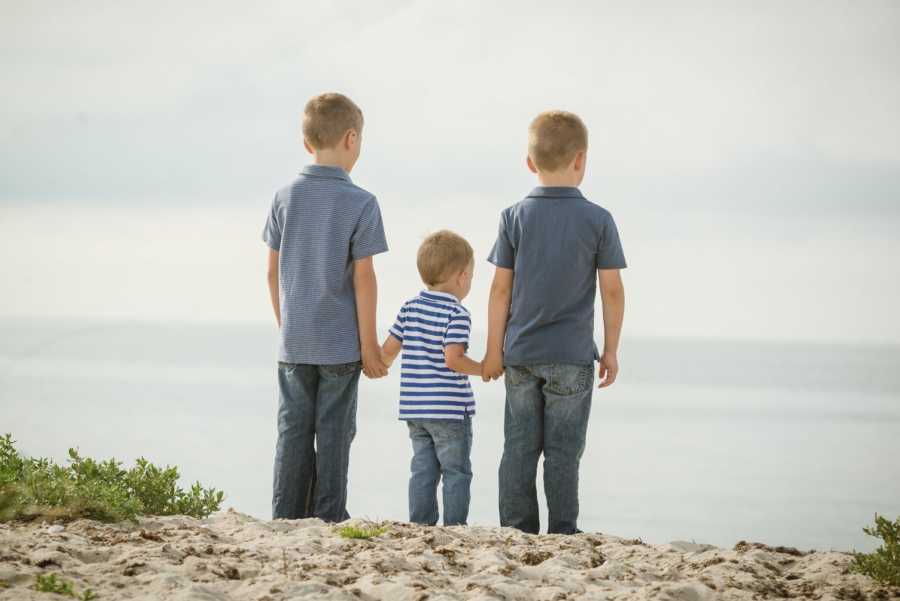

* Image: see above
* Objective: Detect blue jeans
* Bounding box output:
[499,363,593,534]
[407,417,473,526]
[272,361,361,522]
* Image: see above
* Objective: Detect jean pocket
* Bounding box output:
[429,419,469,444]
[319,361,362,378]
[504,365,531,387]
[278,361,299,376]
[547,364,593,396]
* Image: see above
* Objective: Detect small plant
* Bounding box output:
[1,434,224,523]
[850,514,900,587]
[33,573,95,598]
[0,484,16,522]
[337,524,387,540]
[35,573,75,595]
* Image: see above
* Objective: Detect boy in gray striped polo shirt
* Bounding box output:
[263,93,389,522]
[381,231,483,526]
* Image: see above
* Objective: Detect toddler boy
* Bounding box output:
[381,231,482,526]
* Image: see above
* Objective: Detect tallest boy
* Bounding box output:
[263,93,388,522]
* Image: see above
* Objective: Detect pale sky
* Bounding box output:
[2,1,899,343]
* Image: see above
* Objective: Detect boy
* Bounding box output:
[263,92,389,522]
[482,110,626,535]
[381,231,482,526]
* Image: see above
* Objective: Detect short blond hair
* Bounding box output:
[417,230,474,287]
[528,110,588,172]
[302,93,364,150]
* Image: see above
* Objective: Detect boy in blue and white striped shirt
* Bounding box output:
[381,230,482,526]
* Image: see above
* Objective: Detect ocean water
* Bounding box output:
[1,318,898,552]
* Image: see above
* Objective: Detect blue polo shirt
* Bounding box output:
[262,164,388,364]
[487,186,626,366]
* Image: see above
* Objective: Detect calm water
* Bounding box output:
[1,319,898,552]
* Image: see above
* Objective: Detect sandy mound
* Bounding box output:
[0,509,895,600]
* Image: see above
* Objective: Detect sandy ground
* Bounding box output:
[0,509,896,600]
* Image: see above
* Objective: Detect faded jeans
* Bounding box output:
[499,363,594,534]
[407,417,473,526]
[272,361,361,522]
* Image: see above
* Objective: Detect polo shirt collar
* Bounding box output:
[528,186,584,199]
[301,164,352,182]
[419,290,461,305]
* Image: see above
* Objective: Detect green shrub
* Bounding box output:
[34,573,75,595]
[34,573,96,599]
[0,434,224,523]
[0,484,16,522]
[337,524,387,539]
[851,514,900,587]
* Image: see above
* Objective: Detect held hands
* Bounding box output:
[361,344,388,379]
[380,348,395,368]
[598,351,619,388]
[481,351,504,382]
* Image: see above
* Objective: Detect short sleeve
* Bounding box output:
[443,312,471,349]
[262,195,282,251]
[351,198,389,260]
[596,213,627,269]
[487,210,515,268]
[389,307,405,341]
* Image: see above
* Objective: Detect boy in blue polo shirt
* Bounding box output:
[381,230,482,526]
[263,92,389,522]
[482,110,627,534]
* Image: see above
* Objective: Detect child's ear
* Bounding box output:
[526,155,539,174]
[574,150,586,172]
[345,129,358,150]
[303,139,314,154]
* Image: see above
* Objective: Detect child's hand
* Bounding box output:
[481,352,504,381]
[380,349,394,368]
[598,351,618,388]
[380,335,401,369]
[361,345,389,379]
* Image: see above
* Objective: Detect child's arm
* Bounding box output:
[597,269,625,388]
[482,266,514,381]
[444,344,482,377]
[353,256,388,379]
[267,249,281,327]
[381,334,402,367]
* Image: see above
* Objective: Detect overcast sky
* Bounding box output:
[2,1,899,344]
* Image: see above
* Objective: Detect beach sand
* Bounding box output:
[0,508,895,600]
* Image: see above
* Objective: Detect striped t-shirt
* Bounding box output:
[389,290,475,420]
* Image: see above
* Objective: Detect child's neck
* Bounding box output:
[312,152,354,173]
[537,170,581,187]
[428,284,462,302]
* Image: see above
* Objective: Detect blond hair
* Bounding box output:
[302,93,364,150]
[528,110,588,172]
[417,230,474,287]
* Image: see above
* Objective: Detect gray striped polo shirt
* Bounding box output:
[262,164,388,364]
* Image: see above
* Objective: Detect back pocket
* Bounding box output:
[547,364,593,396]
[319,361,362,378]
[504,365,532,387]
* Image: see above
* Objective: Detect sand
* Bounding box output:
[0,509,895,600]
